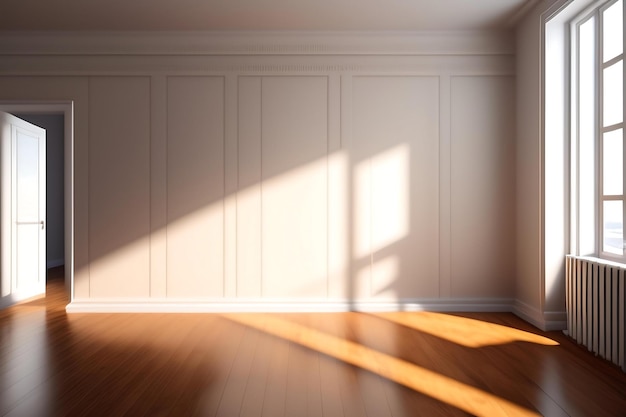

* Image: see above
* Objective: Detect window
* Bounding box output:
[572,0,625,262]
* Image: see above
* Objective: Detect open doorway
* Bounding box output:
[14,113,65,271]
[0,102,74,301]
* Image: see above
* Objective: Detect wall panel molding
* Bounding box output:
[166,76,226,297]
[450,75,516,299]
[0,31,519,311]
[88,76,151,298]
[149,75,167,298]
[259,76,329,298]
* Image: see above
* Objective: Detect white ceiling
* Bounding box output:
[0,0,536,32]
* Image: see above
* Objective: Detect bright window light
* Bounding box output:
[580,17,596,144]
[603,200,624,254]
[603,0,623,63]
[603,128,623,195]
[603,60,623,127]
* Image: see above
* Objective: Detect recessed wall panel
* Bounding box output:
[352,76,440,300]
[237,77,262,297]
[451,76,515,298]
[88,77,151,298]
[261,77,328,298]
[167,76,225,297]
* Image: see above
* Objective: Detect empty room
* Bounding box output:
[0,0,625,415]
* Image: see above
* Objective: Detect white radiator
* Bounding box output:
[566,256,626,371]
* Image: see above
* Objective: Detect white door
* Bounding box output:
[0,111,46,307]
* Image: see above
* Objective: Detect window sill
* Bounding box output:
[567,254,626,269]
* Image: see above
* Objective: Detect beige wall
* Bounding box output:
[451,76,515,298]
[515,1,545,321]
[88,77,152,297]
[515,0,571,330]
[0,33,518,310]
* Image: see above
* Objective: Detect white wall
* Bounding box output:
[88,77,152,297]
[451,76,515,298]
[515,1,546,325]
[167,76,225,297]
[515,0,571,330]
[0,32,517,311]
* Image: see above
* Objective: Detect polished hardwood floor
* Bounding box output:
[0,267,625,417]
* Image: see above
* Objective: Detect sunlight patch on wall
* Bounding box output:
[354,143,410,259]
[167,202,224,297]
[353,156,371,259]
[89,236,151,298]
[354,264,372,299]
[236,181,262,298]
[371,255,399,298]
[328,151,349,297]
[236,150,350,299]
[371,144,410,255]
[262,156,327,298]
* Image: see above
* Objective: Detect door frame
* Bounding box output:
[0,102,74,300]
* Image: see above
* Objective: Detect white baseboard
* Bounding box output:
[66,297,515,314]
[47,259,64,269]
[542,310,567,331]
[513,300,544,329]
[64,296,566,331]
[513,300,567,331]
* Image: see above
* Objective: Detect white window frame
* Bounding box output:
[571,0,625,263]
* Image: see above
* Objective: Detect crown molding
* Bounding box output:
[0,31,514,56]
[506,0,541,27]
[0,54,515,76]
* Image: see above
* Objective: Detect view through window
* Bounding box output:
[574,0,624,261]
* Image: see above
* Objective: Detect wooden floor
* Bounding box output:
[0,268,625,416]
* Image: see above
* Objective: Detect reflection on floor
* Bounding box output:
[0,267,625,416]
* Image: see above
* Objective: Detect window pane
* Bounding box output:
[603,129,623,195]
[580,17,596,140]
[603,0,623,63]
[580,17,598,255]
[603,60,623,127]
[603,200,624,254]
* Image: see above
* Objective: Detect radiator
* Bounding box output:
[565,256,626,372]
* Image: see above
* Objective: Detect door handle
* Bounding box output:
[15,220,45,230]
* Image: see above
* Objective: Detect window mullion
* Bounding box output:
[602,195,623,200]
[597,8,603,257]
[615,0,625,262]
[601,122,624,133]
[603,53,624,69]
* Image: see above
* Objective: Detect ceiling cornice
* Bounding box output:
[0,31,515,57]
[506,0,542,27]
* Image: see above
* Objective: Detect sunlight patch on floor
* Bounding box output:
[224,313,541,417]
[373,312,559,348]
